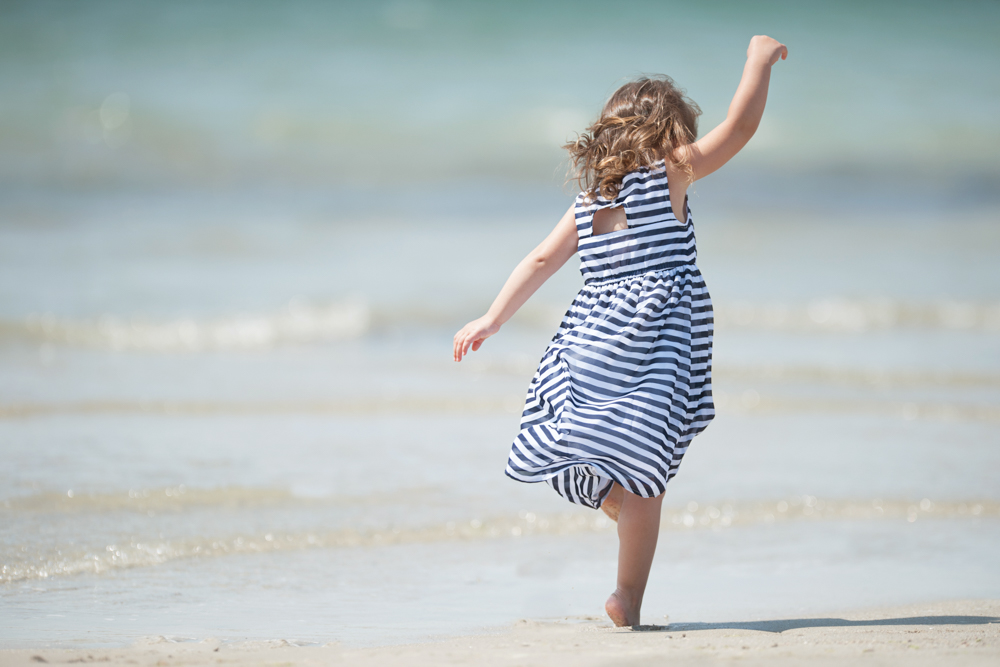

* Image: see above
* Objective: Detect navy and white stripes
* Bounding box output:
[506,161,715,509]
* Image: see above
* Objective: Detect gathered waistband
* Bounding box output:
[582,264,698,289]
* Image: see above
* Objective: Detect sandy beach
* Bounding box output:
[2,599,997,667]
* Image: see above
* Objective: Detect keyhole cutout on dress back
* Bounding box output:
[592,206,628,236]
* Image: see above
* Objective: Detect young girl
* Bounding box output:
[453,35,787,627]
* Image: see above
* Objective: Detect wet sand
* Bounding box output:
[2,599,997,667]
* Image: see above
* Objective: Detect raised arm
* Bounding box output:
[678,35,788,181]
[453,203,578,361]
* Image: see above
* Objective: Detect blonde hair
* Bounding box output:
[565,76,701,200]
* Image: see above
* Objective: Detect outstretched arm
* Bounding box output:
[678,35,788,181]
[453,203,578,361]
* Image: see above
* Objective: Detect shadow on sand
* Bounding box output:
[631,615,1000,634]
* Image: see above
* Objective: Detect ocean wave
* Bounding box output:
[2,497,996,584]
[0,298,997,352]
[484,299,1000,335]
[714,299,1000,333]
[0,301,369,351]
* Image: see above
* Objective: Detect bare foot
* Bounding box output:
[600,482,624,522]
[605,588,640,627]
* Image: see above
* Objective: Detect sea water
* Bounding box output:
[1,0,999,648]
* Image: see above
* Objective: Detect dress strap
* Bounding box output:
[573,193,594,239]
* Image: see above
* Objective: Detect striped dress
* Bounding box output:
[505,160,715,509]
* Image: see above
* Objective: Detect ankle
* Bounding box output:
[613,586,642,611]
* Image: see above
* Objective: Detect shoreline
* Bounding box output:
[2,599,997,667]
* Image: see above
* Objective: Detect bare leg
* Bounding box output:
[605,490,663,627]
[600,482,624,522]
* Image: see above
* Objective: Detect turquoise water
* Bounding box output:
[1,0,999,648]
[2,0,998,187]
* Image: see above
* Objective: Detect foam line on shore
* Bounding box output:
[2,497,996,584]
[1,485,436,513]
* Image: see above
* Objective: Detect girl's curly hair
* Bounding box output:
[565,76,701,201]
